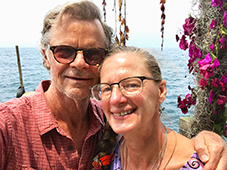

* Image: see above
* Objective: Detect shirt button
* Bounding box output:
[68,145,74,151]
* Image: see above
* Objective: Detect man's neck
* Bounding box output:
[44,83,90,122]
[44,83,90,153]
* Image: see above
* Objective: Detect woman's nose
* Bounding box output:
[109,86,128,105]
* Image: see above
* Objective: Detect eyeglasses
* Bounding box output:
[49,45,108,65]
[90,76,161,101]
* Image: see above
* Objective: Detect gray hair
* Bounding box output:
[100,46,163,81]
[40,0,113,70]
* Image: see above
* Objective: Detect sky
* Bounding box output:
[0,0,195,48]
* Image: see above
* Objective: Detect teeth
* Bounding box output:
[113,110,133,116]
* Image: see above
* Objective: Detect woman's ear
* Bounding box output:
[158,80,167,104]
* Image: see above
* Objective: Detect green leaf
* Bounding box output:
[221,27,227,36]
[210,52,216,61]
[214,123,222,132]
[215,42,220,56]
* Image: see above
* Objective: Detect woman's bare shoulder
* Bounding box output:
[161,129,195,169]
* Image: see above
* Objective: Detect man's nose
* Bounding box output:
[69,51,89,69]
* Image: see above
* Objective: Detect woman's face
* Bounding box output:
[100,52,167,135]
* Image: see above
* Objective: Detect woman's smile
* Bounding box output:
[111,108,136,116]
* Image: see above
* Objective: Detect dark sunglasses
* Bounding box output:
[49,45,108,65]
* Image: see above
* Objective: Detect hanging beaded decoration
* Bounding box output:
[160,0,166,51]
[102,0,107,22]
[102,0,129,46]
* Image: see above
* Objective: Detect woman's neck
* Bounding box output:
[121,124,167,170]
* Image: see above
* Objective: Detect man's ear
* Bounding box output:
[42,49,51,69]
[158,80,167,104]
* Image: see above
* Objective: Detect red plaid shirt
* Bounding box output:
[0,80,105,170]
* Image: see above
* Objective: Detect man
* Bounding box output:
[0,1,226,170]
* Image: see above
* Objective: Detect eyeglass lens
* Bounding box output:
[92,77,143,101]
[50,46,106,65]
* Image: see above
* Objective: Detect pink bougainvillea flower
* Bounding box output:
[177,96,188,114]
[210,44,215,51]
[220,82,225,91]
[197,53,219,79]
[220,36,225,44]
[220,74,227,83]
[177,94,196,114]
[211,78,220,87]
[197,53,212,67]
[220,74,227,92]
[185,93,196,105]
[189,37,195,46]
[210,19,217,30]
[223,11,227,27]
[188,62,194,74]
[199,64,214,79]
[220,36,227,49]
[199,78,208,89]
[183,16,196,36]
[214,109,217,115]
[211,0,223,8]
[189,44,202,63]
[212,58,220,68]
[179,35,188,50]
[208,90,214,104]
[217,95,226,105]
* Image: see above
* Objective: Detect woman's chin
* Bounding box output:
[107,112,138,134]
[109,120,136,135]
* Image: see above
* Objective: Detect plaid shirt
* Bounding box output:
[0,80,105,170]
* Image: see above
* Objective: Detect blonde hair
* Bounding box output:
[100,45,163,81]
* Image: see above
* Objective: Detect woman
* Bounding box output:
[91,46,205,169]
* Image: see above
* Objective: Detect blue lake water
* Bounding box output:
[0,47,193,133]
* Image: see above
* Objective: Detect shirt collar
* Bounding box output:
[32,80,105,137]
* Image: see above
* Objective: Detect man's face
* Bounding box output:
[45,15,106,100]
